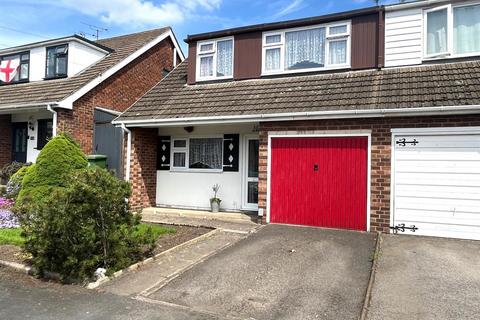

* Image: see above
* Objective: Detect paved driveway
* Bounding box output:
[147,224,376,320]
[368,235,480,320]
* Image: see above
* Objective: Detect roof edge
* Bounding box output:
[185,6,383,43]
[113,105,480,127]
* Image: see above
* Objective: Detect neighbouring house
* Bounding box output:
[0,28,184,177]
[114,0,480,240]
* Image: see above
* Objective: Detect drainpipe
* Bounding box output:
[46,104,57,136]
[120,123,132,182]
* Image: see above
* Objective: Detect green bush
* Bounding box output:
[5,165,31,200]
[0,161,27,184]
[17,134,87,206]
[16,167,156,281]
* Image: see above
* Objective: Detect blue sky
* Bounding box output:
[0,0,399,54]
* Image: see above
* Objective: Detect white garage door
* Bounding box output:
[392,129,480,240]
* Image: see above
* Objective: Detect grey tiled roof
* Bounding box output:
[0,28,169,108]
[116,59,480,122]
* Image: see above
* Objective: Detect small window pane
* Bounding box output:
[265,48,281,71]
[248,140,259,178]
[266,34,281,44]
[173,139,186,148]
[453,4,480,54]
[200,43,213,52]
[20,63,29,79]
[189,138,222,169]
[199,56,213,77]
[427,9,448,55]
[173,152,186,167]
[216,40,233,77]
[21,54,29,61]
[247,182,258,204]
[329,40,347,65]
[56,56,67,75]
[285,27,325,70]
[329,25,347,35]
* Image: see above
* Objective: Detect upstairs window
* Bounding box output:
[425,3,480,58]
[262,21,351,75]
[0,52,29,84]
[196,38,233,81]
[46,44,68,78]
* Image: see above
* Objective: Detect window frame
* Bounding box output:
[261,21,351,76]
[45,44,69,79]
[196,37,234,82]
[0,51,30,85]
[170,136,224,172]
[36,119,53,150]
[423,2,480,60]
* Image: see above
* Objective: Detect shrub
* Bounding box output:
[16,167,156,281]
[5,165,31,200]
[0,161,27,184]
[17,134,87,206]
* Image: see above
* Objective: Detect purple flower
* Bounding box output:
[0,197,18,228]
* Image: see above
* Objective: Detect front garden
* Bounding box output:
[0,134,208,284]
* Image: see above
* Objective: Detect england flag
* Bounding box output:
[0,58,20,83]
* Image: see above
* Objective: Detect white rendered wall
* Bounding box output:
[11,110,53,163]
[156,124,259,211]
[385,8,423,67]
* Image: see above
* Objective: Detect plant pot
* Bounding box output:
[211,202,220,213]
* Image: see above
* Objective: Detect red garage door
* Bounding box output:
[270,137,368,231]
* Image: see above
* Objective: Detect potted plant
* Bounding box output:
[210,184,221,213]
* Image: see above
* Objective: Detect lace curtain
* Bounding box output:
[216,40,233,77]
[189,138,223,169]
[454,5,480,54]
[329,40,347,65]
[285,27,325,70]
[427,9,448,54]
[199,56,213,77]
[265,48,281,71]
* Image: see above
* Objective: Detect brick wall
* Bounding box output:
[57,38,175,155]
[129,128,158,209]
[259,114,480,233]
[0,115,12,168]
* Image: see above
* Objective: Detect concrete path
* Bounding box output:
[146,225,376,320]
[142,210,260,234]
[100,230,248,297]
[0,266,221,320]
[368,235,480,320]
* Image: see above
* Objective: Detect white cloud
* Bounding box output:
[273,0,304,19]
[54,0,222,27]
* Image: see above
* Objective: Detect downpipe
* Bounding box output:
[120,123,132,182]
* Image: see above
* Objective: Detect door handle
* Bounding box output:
[314,164,319,172]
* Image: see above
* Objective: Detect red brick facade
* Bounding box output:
[258,115,480,232]
[0,115,12,168]
[129,128,158,209]
[57,38,175,155]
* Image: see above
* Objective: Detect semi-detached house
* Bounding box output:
[113,0,480,241]
[0,28,184,176]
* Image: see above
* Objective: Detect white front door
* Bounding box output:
[392,128,480,240]
[243,137,259,211]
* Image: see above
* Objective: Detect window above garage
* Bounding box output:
[424,2,480,59]
[196,38,234,82]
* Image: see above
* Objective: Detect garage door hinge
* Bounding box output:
[390,223,418,233]
[396,138,419,147]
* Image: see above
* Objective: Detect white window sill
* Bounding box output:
[423,52,480,61]
[195,76,233,82]
[169,168,224,173]
[261,64,350,77]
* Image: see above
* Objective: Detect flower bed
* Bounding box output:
[0,198,18,229]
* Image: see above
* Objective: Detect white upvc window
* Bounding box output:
[196,37,234,81]
[171,137,224,171]
[424,2,480,59]
[261,21,351,75]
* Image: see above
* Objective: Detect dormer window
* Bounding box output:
[0,52,29,84]
[196,38,233,81]
[262,21,351,75]
[46,44,68,79]
[424,2,480,59]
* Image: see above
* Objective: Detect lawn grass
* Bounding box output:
[135,223,176,239]
[0,228,24,246]
[0,224,174,248]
